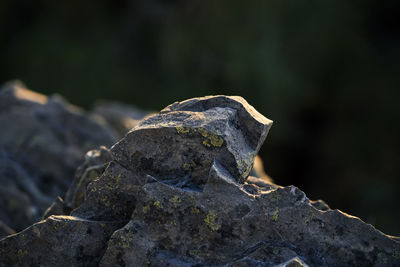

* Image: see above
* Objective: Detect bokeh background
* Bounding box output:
[1,0,399,235]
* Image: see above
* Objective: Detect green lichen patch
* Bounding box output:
[378,252,389,264]
[197,127,224,147]
[191,207,200,214]
[272,207,279,221]
[393,249,400,259]
[169,195,181,207]
[204,210,221,231]
[17,249,28,258]
[176,126,190,134]
[153,201,163,209]
[183,161,196,171]
[118,231,135,248]
[142,204,151,214]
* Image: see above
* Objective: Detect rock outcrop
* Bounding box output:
[0,81,118,235]
[1,94,399,266]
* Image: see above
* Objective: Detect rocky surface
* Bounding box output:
[1,94,399,266]
[0,81,118,235]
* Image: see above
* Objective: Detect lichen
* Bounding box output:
[197,127,224,147]
[183,161,196,171]
[119,231,134,248]
[169,195,182,208]
[204,210,221,231]
[143,204,151,213]
[393,249,400,259]
[176,126,190,134]
[191,207,200,214]
[378,252,388,264]
[17,249,28,258]
[272,207,279,221]
[153,201,162,209]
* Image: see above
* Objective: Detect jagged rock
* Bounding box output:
[0,215,125,266]
[0,82,118,233]
[1,95,399,266]
[111,95,273,187]
[92,101,152,137]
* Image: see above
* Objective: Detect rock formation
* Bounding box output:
[0,81,118,234]
[1,93,399,266]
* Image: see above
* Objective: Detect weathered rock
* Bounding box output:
[0,81,118,232]
[1,95,399,266]
[111,95,273,187]
[0,215,124,267]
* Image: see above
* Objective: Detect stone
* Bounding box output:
[111,95,273,187]
[1,95,399,266]
[0,81,118,233]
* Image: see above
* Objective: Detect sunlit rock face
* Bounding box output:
[1,95,399,267]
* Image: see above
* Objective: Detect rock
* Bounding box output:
[92,101,152,137]
[0,81,119,232]
[1,95,399,266]
[111,95,273,187]
[0,215,124,266]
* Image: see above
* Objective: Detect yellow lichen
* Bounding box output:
[170,195,181,205]
[143,204,151,213]
[183,161,196,171]
[119,231,134,248]
[153,201,162,209]
[272,207,279,221]
[17,249,28,258]
[191,207,200,214]
[204,210,221,231]
[176,126,190,134]
[197,127,224,147]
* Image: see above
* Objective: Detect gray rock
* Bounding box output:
[1,95,399,266]
[111,95,273,186]
[0,81,118,232]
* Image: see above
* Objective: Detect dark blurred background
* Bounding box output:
[1,0,399,235]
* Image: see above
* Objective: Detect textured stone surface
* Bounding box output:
[1,95,399,266]
[0,81,118,234]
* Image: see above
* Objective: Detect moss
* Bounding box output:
[176,126,190,134]
[204,210,221,231]
[143,204,151,213]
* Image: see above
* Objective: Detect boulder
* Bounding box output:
[1,95,399,266]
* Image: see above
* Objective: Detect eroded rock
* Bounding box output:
[1,95,399,267]
[0,81,118,233]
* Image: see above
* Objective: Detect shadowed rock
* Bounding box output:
[0,81,118,233]
[1,95,399,266]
